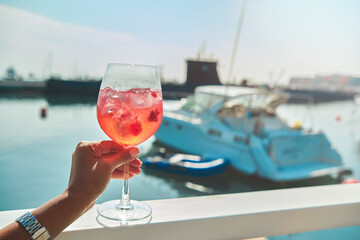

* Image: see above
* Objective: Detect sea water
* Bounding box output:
[0,96,359,211]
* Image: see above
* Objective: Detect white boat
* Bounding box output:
[354,93,360,105]
[155,85,350,181]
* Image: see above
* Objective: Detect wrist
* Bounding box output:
[62,188,95,214]
[29,189,96,238]
[17,212,53,240]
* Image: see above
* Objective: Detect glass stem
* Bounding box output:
[119,164,133,210]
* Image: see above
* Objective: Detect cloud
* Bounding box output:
[0,4,187,80]
[1,2,359,85]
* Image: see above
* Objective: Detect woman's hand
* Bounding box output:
[0,140,142,240]
[66,140,142,210]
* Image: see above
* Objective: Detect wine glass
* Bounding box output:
[96,63,163,221]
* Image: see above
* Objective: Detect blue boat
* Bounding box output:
[155,85,350,182]
[45,78,101,95]
[143,153,227,177]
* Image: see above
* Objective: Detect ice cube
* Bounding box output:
[102,87,115,99]
[154,94,162,105]
[110,93,127,104]
[102,103,116,116]
[145,91,154,108]
[113,105,127,118]
[111,95,119,100]
[128,93,147,108]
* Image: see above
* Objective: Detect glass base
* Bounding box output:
[96,214,152,227]
[97,200,152,221]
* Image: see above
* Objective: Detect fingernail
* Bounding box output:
[129,148,140,158]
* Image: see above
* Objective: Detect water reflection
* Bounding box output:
[0,95,358,211]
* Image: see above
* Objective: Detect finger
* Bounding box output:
[115,165,142,175]
[75,141,103,158]
[130,158,143,167]
[111,170,135,180]
[115,159,142,169]
[99,140,123,155]
[101,147,140,171]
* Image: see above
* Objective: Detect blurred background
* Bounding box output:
[1,0,359,84]
[0,0,360,215]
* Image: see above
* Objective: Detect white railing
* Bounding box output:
[1,184,359,240]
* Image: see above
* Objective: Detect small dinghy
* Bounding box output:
[143,153,227,177]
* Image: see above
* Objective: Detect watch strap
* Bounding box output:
[16,211,53,240]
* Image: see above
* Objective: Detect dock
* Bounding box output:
[0,80,46,93]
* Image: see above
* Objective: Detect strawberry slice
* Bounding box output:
[129,121,142,136]
[148,110,158,122]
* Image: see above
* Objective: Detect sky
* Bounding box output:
[0,0,359,85]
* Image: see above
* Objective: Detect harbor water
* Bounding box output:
[0,96,359,211]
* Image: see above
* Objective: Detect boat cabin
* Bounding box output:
[181,85,291,136]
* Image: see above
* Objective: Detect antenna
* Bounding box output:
[274,69,285,88]
[226,0,247,84]
[42,51,53,79]
[202,41,207,59]
[197,41,207,60]
[270,69,285,89]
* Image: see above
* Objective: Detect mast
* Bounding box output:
[226,0,247,84]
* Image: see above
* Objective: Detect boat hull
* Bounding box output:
[155,114,346,182]
[156,115,257,175]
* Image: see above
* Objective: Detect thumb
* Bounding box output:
[101,147,140,171]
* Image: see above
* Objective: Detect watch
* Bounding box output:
[16,212,53,240]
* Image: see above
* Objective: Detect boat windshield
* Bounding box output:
[182,91,229,113]
[182,88,288,115]
[224,92,287,113]
[181,95,205,113]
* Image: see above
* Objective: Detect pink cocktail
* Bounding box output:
[97,87,163,146]
[96,63,162,222]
